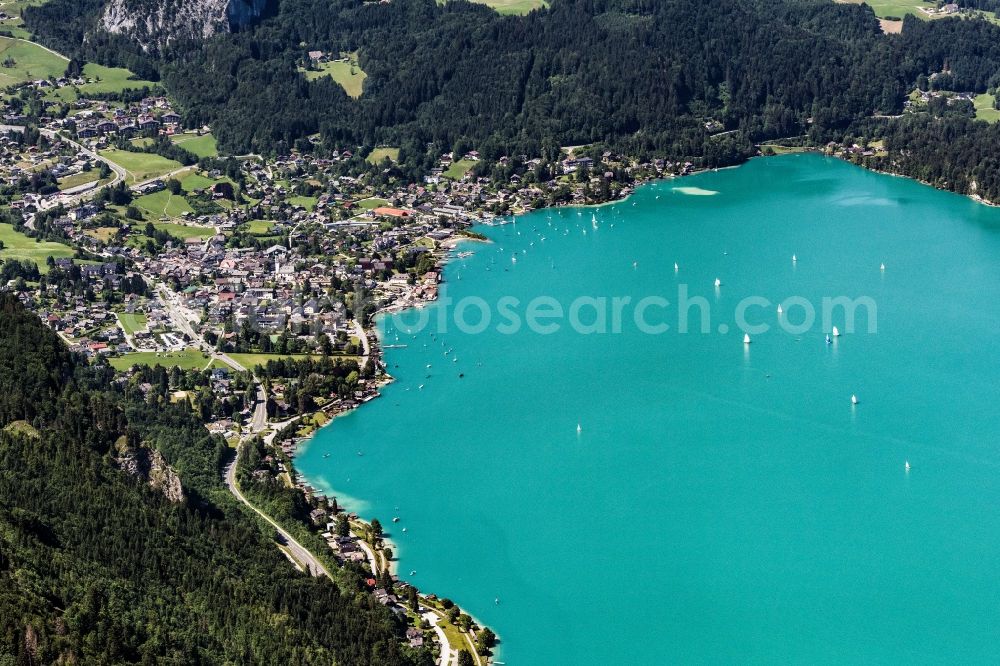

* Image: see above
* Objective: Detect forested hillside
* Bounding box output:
[25,0,901,157]
[23,0,1000,200]
[0,295,431,665]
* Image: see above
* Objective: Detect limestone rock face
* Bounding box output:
[100,0,271,50]
[116,444,186,504]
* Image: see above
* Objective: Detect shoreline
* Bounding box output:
[284,146,1000,664]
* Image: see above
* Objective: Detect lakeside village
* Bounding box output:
[0,59,937,664]
[0,68,715,666]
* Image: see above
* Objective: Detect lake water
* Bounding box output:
[298,155,1000,663]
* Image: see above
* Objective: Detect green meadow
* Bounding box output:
[443,159,477,180]
[109,349,211,371]
[170,133,219,158]
[116,312,148,336]
[0,37,67,87]
[0,222,75,272]
[134,189,194,219]
[99,149,183,184]
[974,93,1000,123]
[303,52,367,98]
[366,147,399,164]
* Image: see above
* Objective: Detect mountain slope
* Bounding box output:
[0,295,430,666]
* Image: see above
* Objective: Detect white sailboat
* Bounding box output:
[674,262,679,272]
[905,461,911,471]
[777,304,783,314]
[880,262,886,271]
[851,394,858,405]
[832,326,841,337]
[576,422,582,434]
[792,254,797,263]
[743,333,751,345]
[714,277,722,287]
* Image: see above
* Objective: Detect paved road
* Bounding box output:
[156,285,201,344]
[39,129,126,210]
[422,611,456,666]
[353,319,371,368]
[250,384,267,431]
[223,448,332,579]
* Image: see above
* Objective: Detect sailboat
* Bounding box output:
[743,333,751,345]
[674,262,679,272]
[851,394,858,405]
[826,334,832,345]
[832,326,841,337]
[576,422,582,434]
[777,304,783,314]
[905,461,911,471]
[792,254,797,263]
[714,278,721,287]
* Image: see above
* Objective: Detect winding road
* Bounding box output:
[223,445,332,579]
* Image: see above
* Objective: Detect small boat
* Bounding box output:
[674,262,679,272]
[402,527,408,533]
[576,422,582,433]
[905,461,911,471]
[632,261,638,269]
[880,262,886,271]
[826,334,832,345]
[357,451,364,457]
[392,517,400,523]
[409,570,416,575]
[495,597,501,605]
[714,278,722,287]
[832,326,841,337]
[777,304,783,314]
[792,254,797,263]
[743,333,751,345]
[418,384,425,390]
[323,453,331,458]
[851,394,858,405]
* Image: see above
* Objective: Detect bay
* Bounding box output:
[298,154,1000,664]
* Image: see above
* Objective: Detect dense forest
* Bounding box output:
[22,0,1000,198]
[0,294,432,665]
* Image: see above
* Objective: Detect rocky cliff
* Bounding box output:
[100,0,271,49]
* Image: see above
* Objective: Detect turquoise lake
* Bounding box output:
[298,154,1000,663]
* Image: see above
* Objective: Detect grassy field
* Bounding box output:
[0,36,67,87]
[99,149,182,184]
[357,197,389,210]
[84,227,119,243]
[116,312,148,336]
[366,147,399,164]
[759,143,811,155]
[170,133,219,158]
[246,219,275,235]
[974,93,1000,123]
[448,0,548,14]
[57,170,100,190]
[443,159,477,180]
[109,349,211,371]
[304,52,367,98]
[47,63,157,102]
[0,0,48,39]
[0,222,74,271]
[227,353,326,371]
[288,195,317,211]
[151,221,215,239]
[834,0,937,20]
[134,189,194,219]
